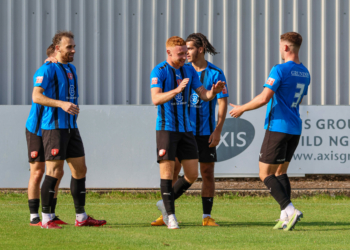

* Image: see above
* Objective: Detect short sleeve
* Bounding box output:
[190,66,202,90]
[150,67,166,89]
[263,66,282,92]
[216,72,229,99]
[33,63,53,90]
[303,74,311,96]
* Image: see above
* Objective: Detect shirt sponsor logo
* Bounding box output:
[51,149,59,156]
[68,73,73,80]
[266,78,275,86]
[222,85,228,94]
[175,93,183,102]
[152,77,158,85]
[291,71,309,78]
[36,76,44,83]
[31,151,38,159]
[69,85,75,97]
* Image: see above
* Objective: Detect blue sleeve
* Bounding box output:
[71,64,79,98]
[150,67,166,89]
[216,72,229,99]
[303,74,311,96]
[263,66,282,92]
[33,64,53,90]
[190,66,202,90]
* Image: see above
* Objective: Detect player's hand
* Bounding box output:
[211,80,226,94]
[44,57,58,63]
[61,102,80,115]
[208,129,221,148]
[176,78,189,94]
[229,103,244,118]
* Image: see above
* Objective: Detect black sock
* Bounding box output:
[160,179,175,215]
[41,176,58,214]
[28,199,40,214]
[277,174,291,199]
[70,177,86,214]
[51,198,57,214]
[173,176,192,200]
[263,175,291,210]
[202,197,214,215]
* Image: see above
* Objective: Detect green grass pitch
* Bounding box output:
[1,192,350,250]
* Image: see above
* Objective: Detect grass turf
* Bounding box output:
[0,192,350,250]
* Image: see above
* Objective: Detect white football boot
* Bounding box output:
[167,215,180,229]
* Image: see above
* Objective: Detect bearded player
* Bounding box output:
[32,31,106,229]
[26,44,67,227]
[150,36,226,229]
[151,33,229,227]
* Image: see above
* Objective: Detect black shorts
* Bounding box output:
[156,130,198,163]
[26,128,45,162]
[259,130,300,164]
[195,135,217,163]
[42,128,85,161]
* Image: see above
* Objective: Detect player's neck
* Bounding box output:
[191,59,207,72]
[284,54,300,64]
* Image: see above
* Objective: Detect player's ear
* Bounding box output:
[166,49,172,56]
[199,47,204,54]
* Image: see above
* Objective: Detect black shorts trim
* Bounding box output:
[259,130,300,164]
[42,128,85,161]
[195,135,217,163]
[156,131,198,163]
[26,128,45,162]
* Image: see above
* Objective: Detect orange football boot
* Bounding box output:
[151,215,166,226]
[202,216,219,226]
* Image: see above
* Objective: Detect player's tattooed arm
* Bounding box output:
[32,87,80,115]
[229,87,274,118]
[151,78,189,105]
[195,80,226,102]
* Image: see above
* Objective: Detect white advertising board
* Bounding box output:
[0,105,348,188]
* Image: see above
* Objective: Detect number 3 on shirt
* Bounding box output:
[291,83,305,108]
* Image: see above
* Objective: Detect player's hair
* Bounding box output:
[280,32,302,48]
[46,44,55,57]
[52,31,74,46]
[166,36,186,48]
[185,33,218,56]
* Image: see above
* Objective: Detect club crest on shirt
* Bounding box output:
[176,79,182,85]
[266,78,275,86]
[31,151,38,159]
[36,76,43,83]
[190,93,199,105]
[152,77,158,85]
[68,73,73,80]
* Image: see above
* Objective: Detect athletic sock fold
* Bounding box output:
[276,174,291,199]
[160,179,175,215]
[263,175,291,210]
[70,176,86,214]
[202,197,214,215]
[173,176,192,200]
